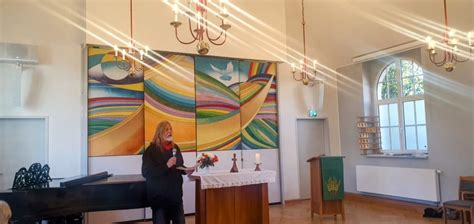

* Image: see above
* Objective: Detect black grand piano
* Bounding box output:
[0,173,149,223]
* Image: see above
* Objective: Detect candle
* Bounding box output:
[291,63,295,73]
[426,36,433,49]
[220,0,227,14]
[448,29,456,38]
[255,153,261,164]
[468,32,473,46]
[428,41,436,51]
[299,59,303,70]
[114,46,118,57]
[197,13,201,29]
[222,5,228,16]
[140,49,144,60]
[173,3,179,22]
[313,59,317,69]
[451,38,458,46]
[145,46,149,56]
[121,49,126,60]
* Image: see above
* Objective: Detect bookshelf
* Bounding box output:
[357,116,382,155]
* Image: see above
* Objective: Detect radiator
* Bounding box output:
[356,165,440,202]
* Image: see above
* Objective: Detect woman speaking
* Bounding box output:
[142,121,192,224]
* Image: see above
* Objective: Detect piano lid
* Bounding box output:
[0,172,146,193]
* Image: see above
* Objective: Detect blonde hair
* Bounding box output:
[0,201,11,224]
[152,121,173,150]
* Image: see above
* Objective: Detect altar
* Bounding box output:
[193,169,276,224]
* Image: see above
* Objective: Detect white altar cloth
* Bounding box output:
[192,169,276,190]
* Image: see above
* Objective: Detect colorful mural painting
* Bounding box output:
[195,56,242,151]
[87,45,279,157]
[144,54,196,152]
[87,46,144,156]
[239,61,278,149]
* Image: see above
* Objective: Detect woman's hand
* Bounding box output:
[166,157,177,168]
[185,169,195,175]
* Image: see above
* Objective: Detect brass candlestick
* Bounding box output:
[254,163,262,171]
[230,153,239,173]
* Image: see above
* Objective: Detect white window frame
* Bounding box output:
[375,58,426,153]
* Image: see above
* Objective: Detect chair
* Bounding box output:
[443,176,474,224]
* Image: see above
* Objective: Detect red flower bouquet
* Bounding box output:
[197,153,219,169]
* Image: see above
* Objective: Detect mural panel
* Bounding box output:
[240,61,278,149]
[195,56,241,151]
[87,46,144,156]
[144,54,196,152]
[87,45,279,155]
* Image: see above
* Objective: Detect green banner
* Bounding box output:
[321,156,344,201]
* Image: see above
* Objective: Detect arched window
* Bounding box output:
[376,59,427,152]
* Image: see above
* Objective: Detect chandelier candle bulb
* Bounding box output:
[121,49,126,60]
[197,14,201,28]
[222,5,228,17]
[114,46,118,57]
[313,59,317,69]
[449,38,458,46]
[448,29,456,38]
[428,41,436,51]
[291,63,296,73]
[139,50,144,60]
[173,3,179,22]
[468,32,473,46]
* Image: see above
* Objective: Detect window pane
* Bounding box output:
[389,103,399,126]
[379,69,387,81]
[414,76,424,95]
[378,82,388,100]
[413,63,423,75]
[415,100,426,124]
[402,78,414,96]
[386,63,397,81]
[401,60,413,77]
[390,127,400,150]
[388,80,399,99]
[417,125,427,150]
[379,104,389,126]
[405,126,417,150]
[404,101,415,125]
[381,127,390,150]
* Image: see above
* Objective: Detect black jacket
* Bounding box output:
[141,143,186,209]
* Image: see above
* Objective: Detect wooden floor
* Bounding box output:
[137,199,444,224]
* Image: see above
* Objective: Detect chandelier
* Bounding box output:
[167,0,231,55]
[291,0,318,86]
[113,0,148,77]
[425,0,473,72]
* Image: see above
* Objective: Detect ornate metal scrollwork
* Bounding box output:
[12,163,52,190]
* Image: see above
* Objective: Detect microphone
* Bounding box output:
[172,148,177,157]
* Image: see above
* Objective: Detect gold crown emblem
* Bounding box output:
[326,176,341,195]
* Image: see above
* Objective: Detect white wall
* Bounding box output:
[0,0,86,178]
